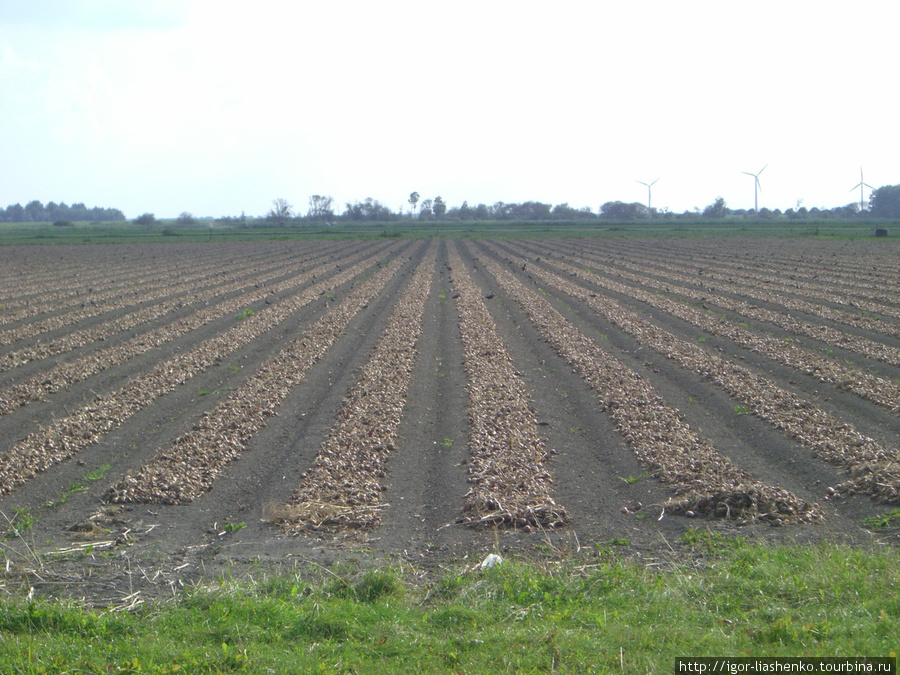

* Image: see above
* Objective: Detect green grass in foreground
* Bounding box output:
[0,541,897,673]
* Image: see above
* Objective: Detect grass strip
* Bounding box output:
[0,542,896,672]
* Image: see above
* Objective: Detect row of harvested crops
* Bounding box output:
[484,240,900,504]
[0,240,360,366]
[448,243,566,529]
[0,242,380,416]
[0,243,406,499]
[466,241,818,524]
[271,243,437,531]
[107,245,417,506]
[0,237,897,543]
[504,240,900,412]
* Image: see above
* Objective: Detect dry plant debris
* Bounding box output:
[516,240,900,409]
[0,244,407,498]
[470,242,818,524]
[0,242,386,417]
[274,244,437,532]
[105,247,416,505]
[495,241,900,504]
[448,243,567,529]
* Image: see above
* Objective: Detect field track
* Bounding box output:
[0,237,898,601]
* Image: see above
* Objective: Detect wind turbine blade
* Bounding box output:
[864,183,875,190]
[850,182,862,192]
[758,164,767,176]
[742,171,755,177]
[651,178,660,186]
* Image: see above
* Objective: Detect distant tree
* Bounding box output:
[267,198,294,225]
[869,185,900,218]
[432,196,447,218]
[177,212,196,225]
[507,201,552,220]
[307,195,335,222]
[408,191,420,219]
[551,203,595,220]
[490,201,513,219]
[134,213,156,226]
[24,200,46,222]
[702,197,728,218]
[342,198,395,221]
[830,203,859,218]
[53,219,73,227]
[418,199,433,219]
[600,201,647,219]
[3,203,25,222]
[472,203,490,219]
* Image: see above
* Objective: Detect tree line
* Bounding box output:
[0,200,125,223]
[6,185,900,227]
[255,186,900,225]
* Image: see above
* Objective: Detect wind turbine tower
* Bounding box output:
[742,164,767,212]
[850,167,875,212]
[637,178,659,211]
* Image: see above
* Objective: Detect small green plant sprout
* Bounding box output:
[606,538,630,547]
[734,404,750,415]
[222,522,246,533]
[3,507,35,538]
[697,336,707,343]
[439,438,454,448]
[619,475,638,485]
[862,509,900,530]
[235,308,254,320]
[83,463,111,482]
[198,389,212,396]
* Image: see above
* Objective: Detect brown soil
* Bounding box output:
[0,238,897,606]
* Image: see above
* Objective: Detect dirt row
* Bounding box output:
[0,241,378,415]
[480,241,900,504]
[505,240,900,412]
[0,237,896,603]
[0,243,404,499]
[568,238,900,331]
[275,243,437,531]
[447,242,566,529]
[468,242,818,523]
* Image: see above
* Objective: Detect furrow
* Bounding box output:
[273,244,437,531]
[0,241,387,417]
[469,242,819,524]
[488,242,900,505]
[0,243,407,498]
[449,242,567,529]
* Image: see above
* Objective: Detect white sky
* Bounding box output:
[1,0,897,219]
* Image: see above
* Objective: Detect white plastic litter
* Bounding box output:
[479,553,503,569]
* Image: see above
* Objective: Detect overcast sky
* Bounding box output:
[1,1,896,219]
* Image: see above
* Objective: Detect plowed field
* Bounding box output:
[1,237,898,602]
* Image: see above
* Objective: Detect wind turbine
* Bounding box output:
[742,164,767,212]
[850,167,875,212]
[637,178,659,211]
